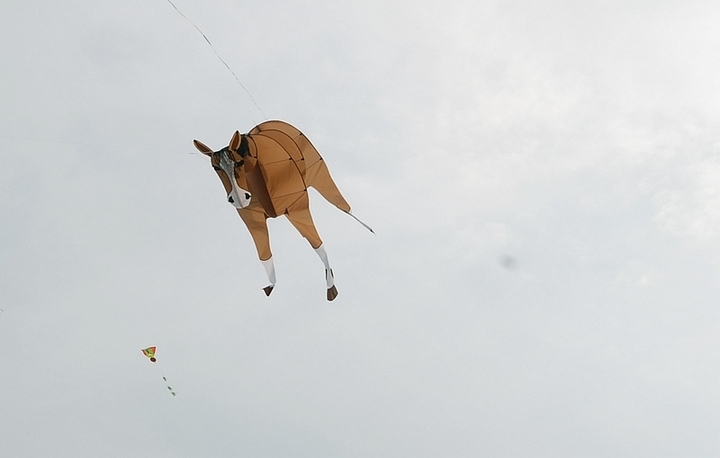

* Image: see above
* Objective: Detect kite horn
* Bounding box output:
[193,139,214,155]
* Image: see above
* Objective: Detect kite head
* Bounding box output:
[194,131,252,209]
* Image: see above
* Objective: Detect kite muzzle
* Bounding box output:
[227,187,252,209]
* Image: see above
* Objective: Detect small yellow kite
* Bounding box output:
[141,346,175,396]
[141,346,157,363]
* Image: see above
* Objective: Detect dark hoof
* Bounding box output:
[263,285,274,296]
[327,285,338,301]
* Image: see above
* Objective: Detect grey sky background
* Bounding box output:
[2,0,720,456]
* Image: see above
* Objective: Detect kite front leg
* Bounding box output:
[285,197,338,301]
[260,257,276,296]
[239,208,275,296]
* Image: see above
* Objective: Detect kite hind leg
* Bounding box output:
[285,197,338,301]
[315,244,338,301]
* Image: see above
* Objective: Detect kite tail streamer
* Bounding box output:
[153,364,177,397]
[162,375,177,397]
[165,0,266,120]
[346,211,375,234]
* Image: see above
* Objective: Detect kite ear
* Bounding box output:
[193,139,214,156]
[229,131,241,152]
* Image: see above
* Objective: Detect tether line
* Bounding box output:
[166,0,267,120]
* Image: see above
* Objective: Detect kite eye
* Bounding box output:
[228,196,234,203]
[245,193,251,200]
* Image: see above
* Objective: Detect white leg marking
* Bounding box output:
[261,257,276,286]
[325,269,335,289]
[314,244,334,288]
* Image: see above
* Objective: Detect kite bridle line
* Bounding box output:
[165,0,267,121]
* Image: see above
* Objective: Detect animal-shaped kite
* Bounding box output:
[194,120,370,301]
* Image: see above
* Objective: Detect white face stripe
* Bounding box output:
[217,150,252,209]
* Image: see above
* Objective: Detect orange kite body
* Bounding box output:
[194,120,353,301]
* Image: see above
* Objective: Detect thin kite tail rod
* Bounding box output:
[346,211,375,234]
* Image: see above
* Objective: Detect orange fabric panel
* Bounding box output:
[272,191,306,216]
[304,159,351,212]
[245,162,275,217]
[248,120,351,214]
[238,203,272,260]
[249,135,306,214]
[284,193,322,249]
[250,120,303,138]
[251,135,289,164]
[295,133,322,167]
[255,131,304,165]
[262,159,305,198]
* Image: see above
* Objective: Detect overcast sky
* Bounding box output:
[2,0,720,456]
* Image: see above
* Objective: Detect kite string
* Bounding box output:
[165,0,267,120]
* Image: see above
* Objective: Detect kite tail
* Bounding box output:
[162,376,177,397]
[155,365,177,397]
[346,211,375,234]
